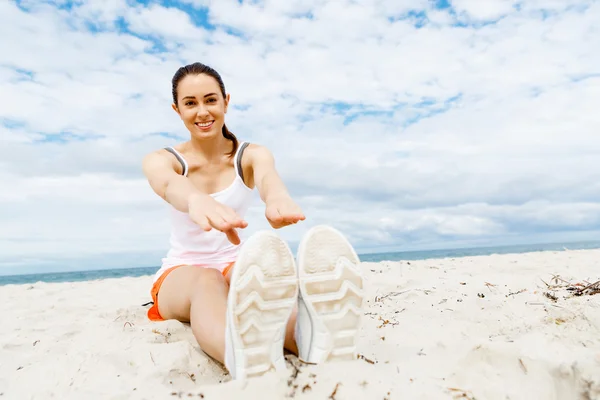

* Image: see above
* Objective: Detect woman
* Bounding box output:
[142,62,364,380]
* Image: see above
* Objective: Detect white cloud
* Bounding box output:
[1,0,599,273]
[451,0,517,21]
[124,3,208,41]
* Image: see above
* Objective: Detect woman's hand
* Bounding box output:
[188,193,248,245]
[265,196,306,229]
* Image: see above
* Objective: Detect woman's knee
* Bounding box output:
[197,267,226,284]
[189,268,228,301]
[158,267,226,320]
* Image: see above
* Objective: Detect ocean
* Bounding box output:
[1,240,599,286]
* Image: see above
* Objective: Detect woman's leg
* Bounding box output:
[157,266,229,364]
[156,265,299,366]
[284,307,299,355]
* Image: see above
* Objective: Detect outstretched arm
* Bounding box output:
[249,145,306,228]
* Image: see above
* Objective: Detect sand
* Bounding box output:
[1,249,599,400]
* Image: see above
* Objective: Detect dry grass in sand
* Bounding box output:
[541,275,600,301]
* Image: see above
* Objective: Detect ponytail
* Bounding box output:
[222,124,238,157]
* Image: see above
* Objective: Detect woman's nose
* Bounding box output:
[196,104,209,116]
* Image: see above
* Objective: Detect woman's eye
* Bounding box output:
[207,98,216,103]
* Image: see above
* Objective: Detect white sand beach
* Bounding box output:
[1,249,599,400]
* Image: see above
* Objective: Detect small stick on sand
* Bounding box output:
[519,358,528,374]
[357,354,376,364]
[484,282,496,291]
[375,290,410,302]
[328,383,341,400]
[573,280,600,296]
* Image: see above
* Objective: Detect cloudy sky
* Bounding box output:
[1,0,599,275]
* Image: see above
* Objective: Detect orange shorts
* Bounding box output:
[147,262,235,321]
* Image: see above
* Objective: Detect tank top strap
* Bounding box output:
[234,141,250,183]
[164,146,189,177]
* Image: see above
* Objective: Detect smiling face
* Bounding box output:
[172,73,230,140]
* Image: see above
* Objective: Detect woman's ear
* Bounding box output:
[224,93,230,114]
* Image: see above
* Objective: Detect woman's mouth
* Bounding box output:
[195,121,214,130]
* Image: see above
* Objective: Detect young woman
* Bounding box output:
[142,62,365,380]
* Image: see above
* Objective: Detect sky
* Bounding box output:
[1,0,600,275]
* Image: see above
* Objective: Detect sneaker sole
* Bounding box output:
[226,230,298,380]
[296,225,365,364]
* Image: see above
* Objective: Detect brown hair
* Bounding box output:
[171,62,238,156]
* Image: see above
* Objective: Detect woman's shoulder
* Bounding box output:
[145,141,188,157]
[243,142,274,162]
[142,143,188,176]
[239,143,276,186]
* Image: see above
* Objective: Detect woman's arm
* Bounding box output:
[249,145,305,228]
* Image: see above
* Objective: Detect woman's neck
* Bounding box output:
[187,135,232,162]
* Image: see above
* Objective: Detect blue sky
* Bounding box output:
[1,0,600,275]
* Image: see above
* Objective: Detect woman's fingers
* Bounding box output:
[217,206,248,229]
[191,213,212,231]
[266,204,306,228]
[207,213,231,232]
[266,206,284,223]
[283,213,304,223]
[224,228,241,245]
[205,206,247,245]
[189,197,247,244]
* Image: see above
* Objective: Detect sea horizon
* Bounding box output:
[1,238,599,286]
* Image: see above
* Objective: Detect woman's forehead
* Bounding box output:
[178,74,220,96]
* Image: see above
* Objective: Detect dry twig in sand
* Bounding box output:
[448,387,477,399]
[570,280,600,296]
[328,383,341,400]
[357,354,377,364]
[151,329,171,343]
[375,290,409,303]
[540,275,600,298]
[544,292,559,302]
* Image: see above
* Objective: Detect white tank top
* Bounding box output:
[153,141,255,282]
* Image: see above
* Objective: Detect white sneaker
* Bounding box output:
[224,230,298,380]
[295,225,365,364]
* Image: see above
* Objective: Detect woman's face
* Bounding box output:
[173,73,230,140]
